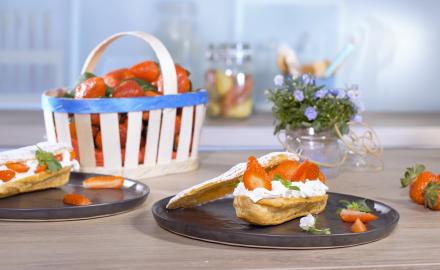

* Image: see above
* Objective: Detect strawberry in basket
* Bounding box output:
[64,59,194,168]
[43,32,207,180]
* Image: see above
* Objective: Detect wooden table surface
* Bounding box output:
[1,149,440,270]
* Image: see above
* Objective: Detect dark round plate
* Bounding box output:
[0,172,149,221]
[152,192,399,249]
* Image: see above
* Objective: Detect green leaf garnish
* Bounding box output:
[307,227,331,235]
[35,147,62,173]
[339,199,372,213]
[274,174,300,191]
[401,164,425,188]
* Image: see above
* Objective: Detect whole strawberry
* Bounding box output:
[401,164,440,205]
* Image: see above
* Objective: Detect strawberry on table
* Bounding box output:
[63,194,92,206]
[74,77,106,99]
[410,171,439,205]
[339,208,378,223]
[424,182,440,210]
[83,175,124,189]
[243,156,271,191]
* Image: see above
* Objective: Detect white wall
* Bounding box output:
[0,0,439,112]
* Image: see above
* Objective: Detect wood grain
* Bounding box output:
[1,149,440,270]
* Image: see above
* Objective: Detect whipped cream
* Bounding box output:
[233,179,328,203]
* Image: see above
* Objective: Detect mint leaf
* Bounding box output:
[35,147,62,173]
[339,199,372,213]
[273,174,300,191]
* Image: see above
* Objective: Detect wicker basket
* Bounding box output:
[41,31,207,180]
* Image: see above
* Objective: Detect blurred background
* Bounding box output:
[0,0,439,148]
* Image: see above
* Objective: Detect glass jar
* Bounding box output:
[205,43,253,118]
[278,127,345,178]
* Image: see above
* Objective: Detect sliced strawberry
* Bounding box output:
[5,162,30,173]
[351,218,367,233]
[83,176,124,189]
[0,170,16,181]
[291,160,321,182]
[35,165,47,173]
[63,194,92,206]
[268,160,299,181]
[243,156,271,191]
[55,153,63,162]
[340,208,378,223]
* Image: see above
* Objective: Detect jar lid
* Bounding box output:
[207,43,252,63]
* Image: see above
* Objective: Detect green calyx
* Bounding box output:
[424,182,440,209]
[401,164,426,188]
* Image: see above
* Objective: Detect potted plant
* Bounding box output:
[266,74,363,177]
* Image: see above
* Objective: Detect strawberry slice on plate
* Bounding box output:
[339,208,378,223]
[351,218,368,233]
[83,175,124,189]
[63,194,92,206]
[243,156,271,191]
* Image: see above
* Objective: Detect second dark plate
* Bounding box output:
[153,192,399,249]
[0,172,149,221]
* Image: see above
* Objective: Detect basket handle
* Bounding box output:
[80,31,178,95]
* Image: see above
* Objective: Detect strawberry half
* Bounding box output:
[268,160,299,181]
[83,176,124,189]
[351,218,367,233]
[339,208,378,223]
[291,160,321,182]
[243,156,271,191]
[63,194,92,206]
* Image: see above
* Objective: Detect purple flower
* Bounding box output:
[336,90,346,99]
[301,74,315,85]
[352,115,362,123]
[304,106,318,121]
[328,88,341,96]
[293,89,304,102]
[273,75,284,86]
[314,89,328,99]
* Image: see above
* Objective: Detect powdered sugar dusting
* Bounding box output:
[167,152,299,208]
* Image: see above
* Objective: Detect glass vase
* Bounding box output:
[278,127,345,178]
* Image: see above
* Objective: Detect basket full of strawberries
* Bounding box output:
[42,31,208,180]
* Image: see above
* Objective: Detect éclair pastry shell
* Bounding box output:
[233,194,328,226]
[166,152,299,209]
[0,166,71,199]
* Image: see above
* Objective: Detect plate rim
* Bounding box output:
[152,192,400,248]
[0,172,150,220]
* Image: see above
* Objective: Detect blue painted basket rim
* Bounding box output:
[41,89,208,114]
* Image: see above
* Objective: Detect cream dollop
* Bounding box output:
[233,179,328,203]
